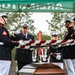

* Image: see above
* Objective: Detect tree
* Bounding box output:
[6,12,35,34]
[46,12,75,39]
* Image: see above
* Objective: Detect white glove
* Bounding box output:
[15,40,25,48]
[56,54,61,60]
[43,57,46,61]
[19,40,25,46]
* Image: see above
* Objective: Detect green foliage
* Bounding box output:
[46,12,75,39]
[33,34,38,40]
[12,48,16,60]
[6,12,35,34]
[34,34,50,40]
[42,34,50,40]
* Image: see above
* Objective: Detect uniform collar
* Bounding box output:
[23,33,28,39]
[68,26,73,31]
[23,33,28,35]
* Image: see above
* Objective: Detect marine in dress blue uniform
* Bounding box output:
[0,14,20,75]
[62,19,75,75]
[0,14,25,75]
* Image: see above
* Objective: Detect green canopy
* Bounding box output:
[0,0,75,12]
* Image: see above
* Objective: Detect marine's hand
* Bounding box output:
[56,55,61,60]
[19,40,25,46]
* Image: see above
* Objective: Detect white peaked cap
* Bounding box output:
[22,23,30,28]
[65,18,73,22]
[51,32,59,36]
[0,12,6,16]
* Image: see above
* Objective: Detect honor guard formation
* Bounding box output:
[0,13,75,75]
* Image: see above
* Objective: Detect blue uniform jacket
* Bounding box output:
[0,24,19,60]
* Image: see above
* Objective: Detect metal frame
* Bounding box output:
[0,0,75,12]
